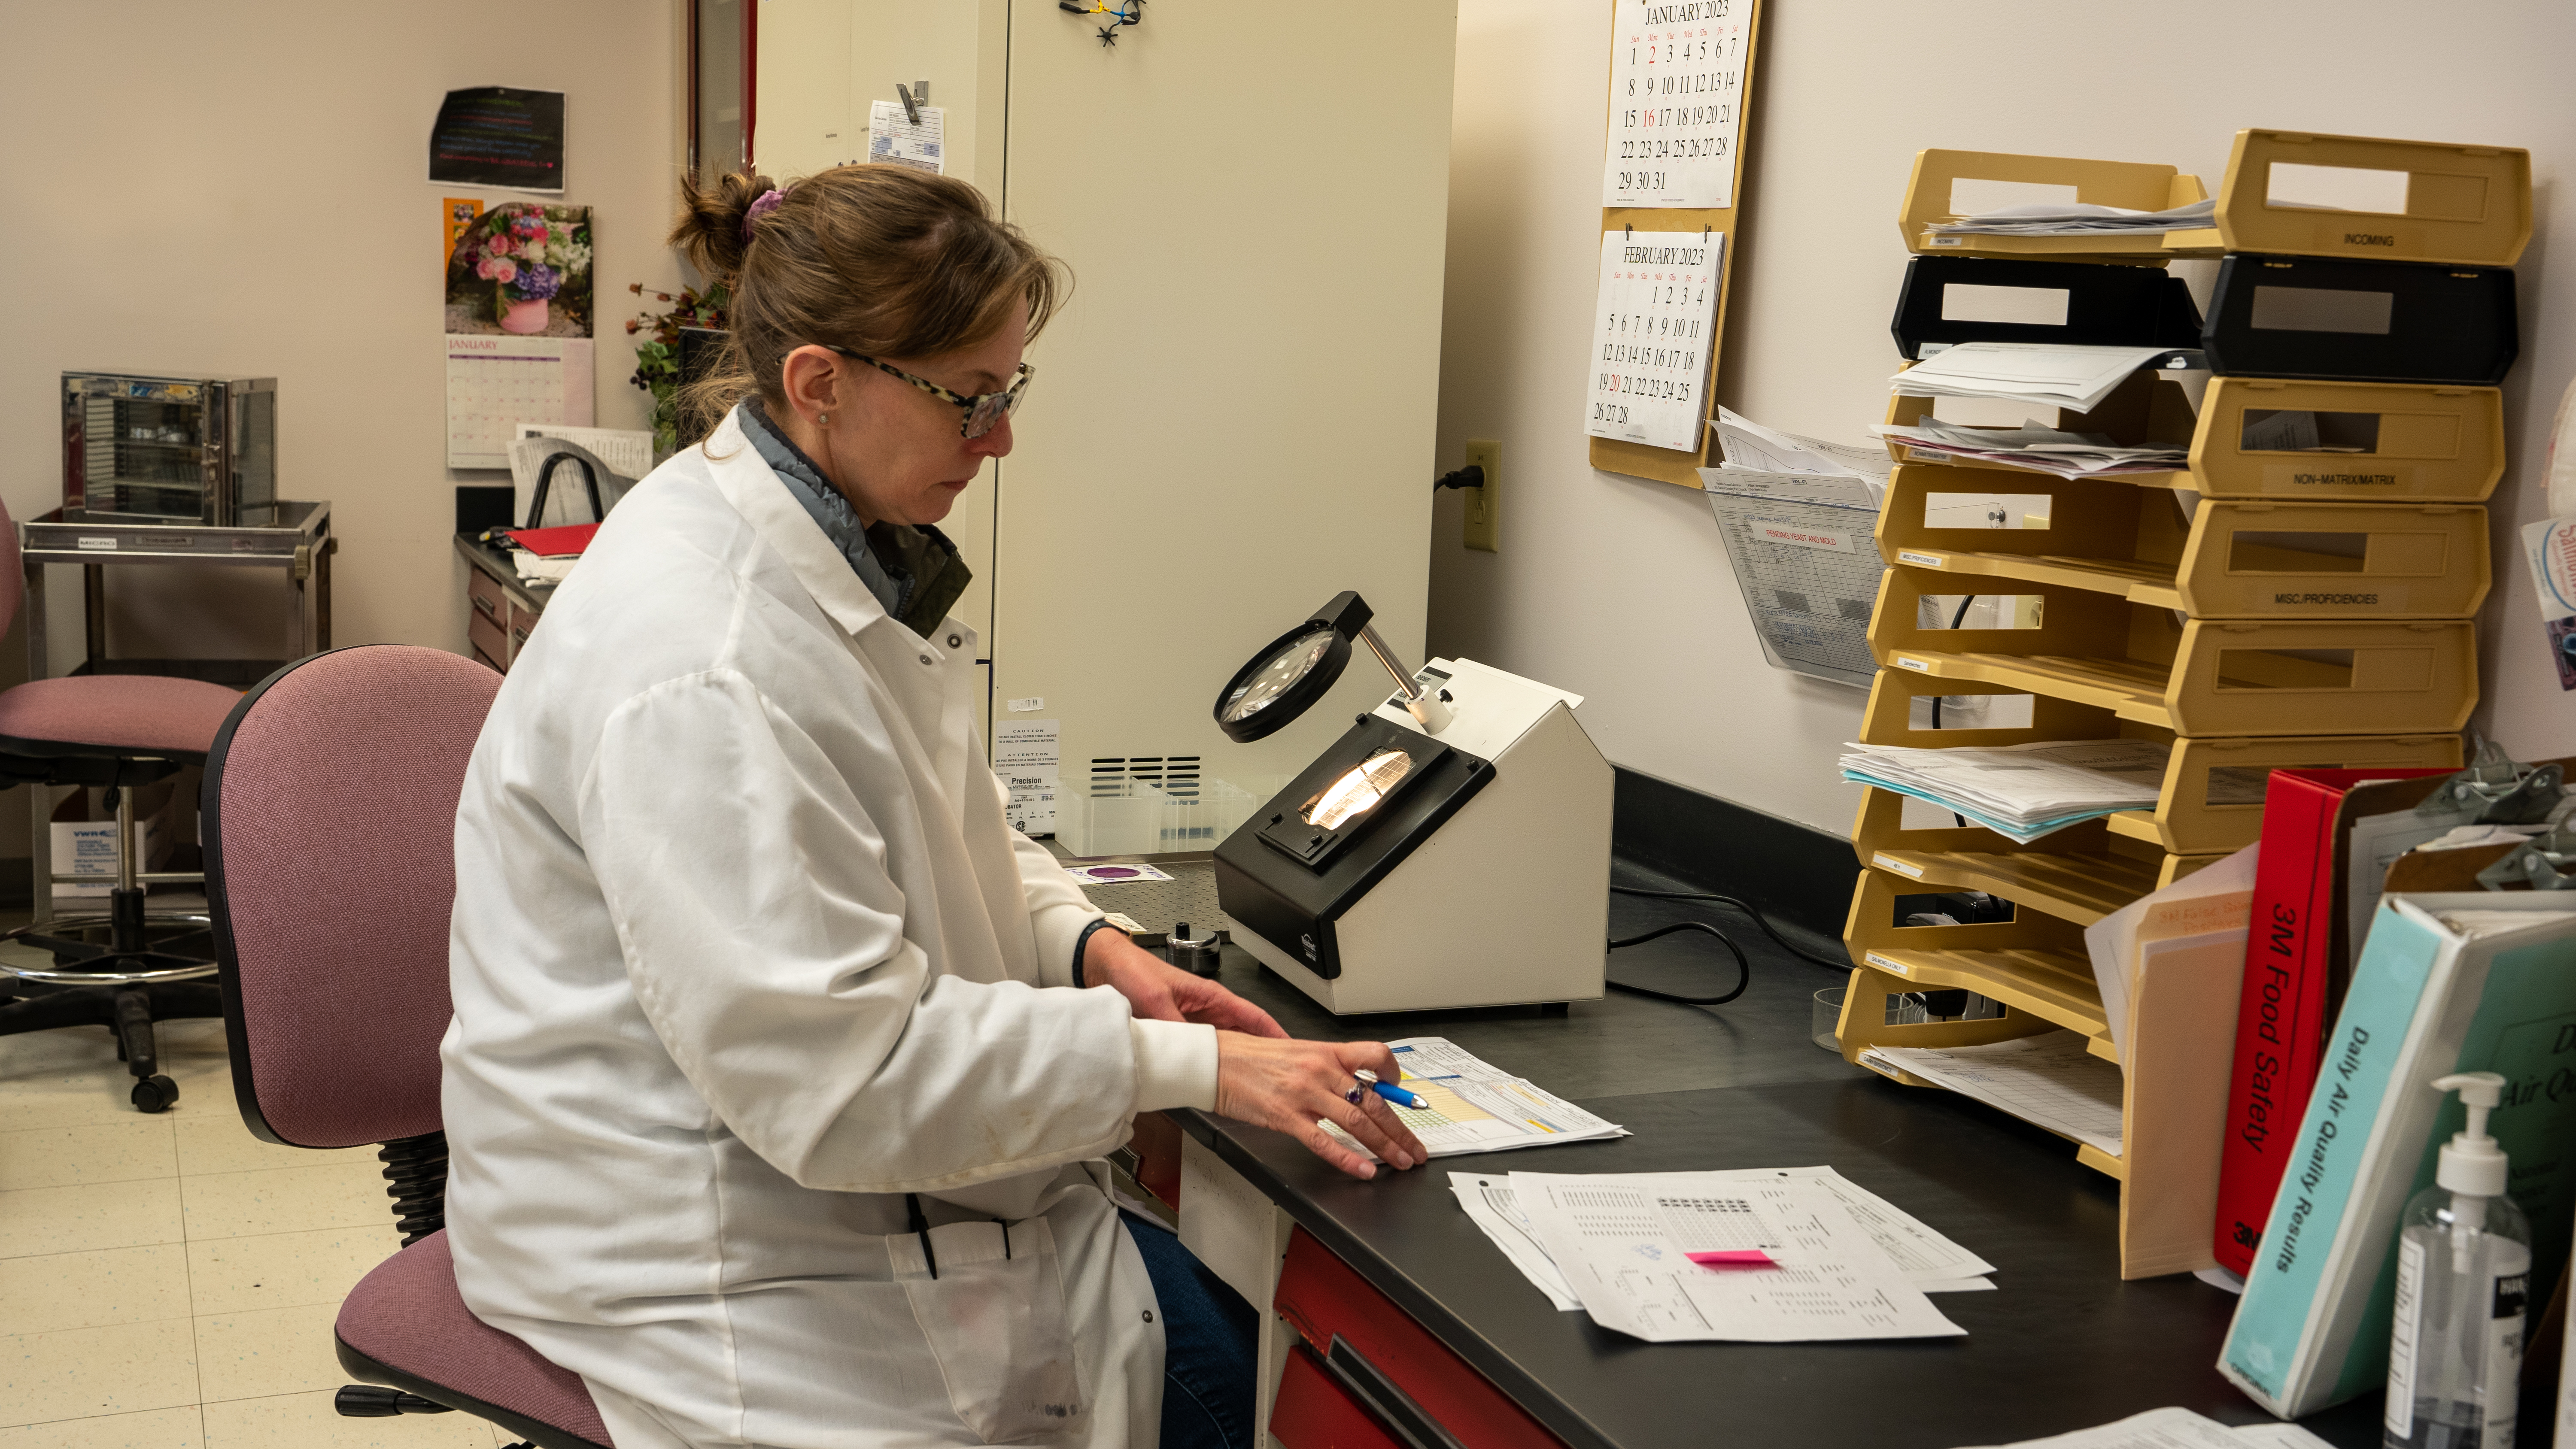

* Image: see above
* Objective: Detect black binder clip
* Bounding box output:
[2415,740,2562,825]
[2477,822,2576,892]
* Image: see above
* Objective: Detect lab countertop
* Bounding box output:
[1150,871,2388,1449]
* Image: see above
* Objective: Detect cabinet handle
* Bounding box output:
[471,591,499,620]
[1311,1334,1467,1449]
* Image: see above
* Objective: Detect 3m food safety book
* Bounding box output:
[2219,893,2576,1419]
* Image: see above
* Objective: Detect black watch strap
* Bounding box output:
[1073,917,1124,988]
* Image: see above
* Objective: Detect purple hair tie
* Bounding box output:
[742,188,786,239]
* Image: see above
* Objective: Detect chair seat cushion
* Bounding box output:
[0,676,243,756]
[336,1230,613,1448]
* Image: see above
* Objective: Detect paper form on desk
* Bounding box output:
[1893,343,2173,416]
[1513,1172,1965,1343]
[1321,1038,1625,1162]
[1452,1166,1993,1308]
[1862,1033,2125,1156]
[1947,1406,2331,1449]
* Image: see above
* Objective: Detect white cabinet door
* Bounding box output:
[992,0,1457,843]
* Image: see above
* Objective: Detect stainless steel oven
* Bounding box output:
[62,372,276,524]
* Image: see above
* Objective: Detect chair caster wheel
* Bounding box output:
[131,1075,178,1113]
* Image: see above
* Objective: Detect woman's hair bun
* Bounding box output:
[670,168,778,283]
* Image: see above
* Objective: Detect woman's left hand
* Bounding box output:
[1087,930,1288,1038]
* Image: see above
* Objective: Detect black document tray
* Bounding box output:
[1892,256,2202,361]
[2202,254,2517,386]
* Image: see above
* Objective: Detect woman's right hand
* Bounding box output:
[1212,1033,1428,1180]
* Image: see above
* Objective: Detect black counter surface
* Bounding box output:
[1162,868,2387,1449]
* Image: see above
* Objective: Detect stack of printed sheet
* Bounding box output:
[1893,342,2177,416]
[1450,1166,1992,1343]
[1839,738,2172,843]
[1925,197,2215,238]
[1871,419,2188,480]
[1317,1038,1626,1164]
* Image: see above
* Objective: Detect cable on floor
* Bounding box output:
[1601,882,1855,1007]
[1604,920,1750,1005]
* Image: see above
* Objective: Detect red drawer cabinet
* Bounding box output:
[1272,1228,1567,1449]
[1273,1345,1412,1449]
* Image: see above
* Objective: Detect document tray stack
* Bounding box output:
[1835,139,2514,1273]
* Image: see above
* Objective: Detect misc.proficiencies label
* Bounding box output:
[1896,550,1945,567]
[1602,0,1751,208]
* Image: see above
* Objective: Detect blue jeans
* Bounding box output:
[1121,1209,1258,1449]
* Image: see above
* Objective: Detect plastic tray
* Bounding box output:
[1877,464,2490,619]
[2188,379,2503,501]
[1898,150,2205,262]
[2184,130,2531,267]
[1869,564,2478,737]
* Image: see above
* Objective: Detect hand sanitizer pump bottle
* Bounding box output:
[2385,1072,2531,1449]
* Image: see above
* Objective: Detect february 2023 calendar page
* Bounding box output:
[1586,230,1725,453]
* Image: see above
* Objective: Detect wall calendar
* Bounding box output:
[1586,230,1726,453]
[1602,0,1751,209]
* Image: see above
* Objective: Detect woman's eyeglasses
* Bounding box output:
[823,346,1033,440]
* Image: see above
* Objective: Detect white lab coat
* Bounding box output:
[441,409,1220,1449]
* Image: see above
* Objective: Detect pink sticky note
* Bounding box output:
[1686,1250,1777,1268]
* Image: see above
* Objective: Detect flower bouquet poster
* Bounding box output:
[444,201,593,338]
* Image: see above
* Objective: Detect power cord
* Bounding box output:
[1605,921,1749,1005]
[1602,885,1854,1007]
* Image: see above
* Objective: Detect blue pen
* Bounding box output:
[1355,1069,1427,1110]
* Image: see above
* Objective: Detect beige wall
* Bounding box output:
[1431,0,2576,837]
[0,0,683,856]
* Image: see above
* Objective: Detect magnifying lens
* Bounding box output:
[1211,591,1449,743]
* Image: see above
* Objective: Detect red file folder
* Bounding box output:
[2211,766,2455,1276]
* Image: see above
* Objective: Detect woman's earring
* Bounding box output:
[819,412,830,425]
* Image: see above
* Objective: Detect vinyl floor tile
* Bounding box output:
[0,1178,184,1260]
[0,1406,203,1449]
[0,1317,199,1426]
[172,1117,361,1178]
[0,1243,190,1333]
[186,1225,399,1317]
[178,1164,389,1243]
[191,1303,344,1404]
[0,1120,178,1191]
[200,1391,500,1449]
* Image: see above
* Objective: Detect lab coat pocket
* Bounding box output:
[893,1217,1088,1443]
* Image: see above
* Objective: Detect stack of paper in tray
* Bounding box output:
[1872,419,2189,480]
[1839,737,2172,843]
[1704,406,1894,506]
[1449,1165,1991,1342]
[1316,1037,1626,1163]
[1859,1033,2126,1158]
[1925,197,2215,238]
[1893,342,2176,416]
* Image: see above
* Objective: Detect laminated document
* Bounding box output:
[1699,470,1882,690]
[1513,1170,1967,1342]
[1318,1038,1625,1164]
[1586,230,1725,452]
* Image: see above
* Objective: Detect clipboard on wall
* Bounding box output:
[1588,0,1765,490]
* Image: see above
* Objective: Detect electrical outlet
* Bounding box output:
[1462,439,1500,552]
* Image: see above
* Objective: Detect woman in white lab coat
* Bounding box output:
[440,164,1427,1449]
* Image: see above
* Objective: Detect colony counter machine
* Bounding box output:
[1210,593,1612,1014]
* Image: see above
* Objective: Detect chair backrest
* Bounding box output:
[205,645,501,1147]
[0,490,24,641]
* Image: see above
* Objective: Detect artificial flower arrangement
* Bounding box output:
[626,282,730,457]
[446,203,594,335]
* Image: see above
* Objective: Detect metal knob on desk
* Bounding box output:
[1166,922,1224,978]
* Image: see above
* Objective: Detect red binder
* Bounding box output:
[2211,766,2456,1276]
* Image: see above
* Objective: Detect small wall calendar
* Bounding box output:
[445,336,595,469]
[1602,0,1751,209]
[1586,230,1725,453]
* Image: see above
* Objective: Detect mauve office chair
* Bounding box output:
[203,644,611,1449]
[0,493,246,1112]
